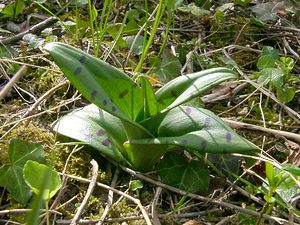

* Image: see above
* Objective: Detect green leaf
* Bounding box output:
[276,85,295,103]
[136,75,158,120]
[257,46,278,69]
[23,160,61,202]
[52,104,128,164]
[129,180,143,191]
[0,0,25,19]
[0,139,44,205]
[123,142,172,172]
[261,46,278,59]
[264,194,276,203]
[207,154,243,181]
[44,42,143,122]
[282,163,300,177]
[158,152,209,192]
[251,3,277,22]
[249,16,268,29]
[124,35,144,55]
[258,68,285,88]
[178,3,210,16]
[279,57,294,73]
[276,173,299,204]
[44,42,152,139]
[257,55,276,69]
[233,0,251,6]
[24,34,45,50]
[106,24,126,48]
[134,106,258,154]
[156,67,237,112]
[265,162,275,187]
[155,50,182,83]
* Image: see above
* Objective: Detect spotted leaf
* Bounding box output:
[52,104,128,164]
[156,67,237,112]
[44,43,144,121]
[44,42,152,139]
[130,106,259,154]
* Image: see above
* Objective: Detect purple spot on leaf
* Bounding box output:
[204,117,211,127]
[74,67,81,75]
[112,106,116,112]
[79,129,93,141]
[91,90,97,99]
[79,55,86,63]
[185,107,192,115]
[103,100,108,106]
[97,129,106,136]
[158,99,165,105]
[102,139,111,147]
[200,140,207,149]
[171,90,177,97]
[226,132,232,142]
[222,148,228,153]
[119,89,129,98]
[181,139,188,145]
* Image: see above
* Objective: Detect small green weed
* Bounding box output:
[256,46,296,103]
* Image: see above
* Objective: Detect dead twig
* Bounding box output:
[224,118,300,143]
[23,79,69,120]
[70,159,99,225]
[151,187,162,225]
[96,167,120,225]
[0,65,27,101]
[56,210,219,224]
[0,17,58,45]
[0,208,61,216]
[61,173,152,225]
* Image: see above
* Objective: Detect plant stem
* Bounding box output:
[256,202,274,225]
[45,201,50,225]
[134,0,167,73]
[75,0,79,42]
[96,0,112,55]
[87,0,95,55]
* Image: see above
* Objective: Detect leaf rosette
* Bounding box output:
[44,42,258,190]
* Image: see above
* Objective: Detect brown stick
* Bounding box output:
[0,65,27,100]
[224,118,300,143]
[0,17,58,45]
[70,159,99,225]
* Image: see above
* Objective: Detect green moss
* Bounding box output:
[36,69,61,93]
[0,122,54,166]
[4,201,26,223]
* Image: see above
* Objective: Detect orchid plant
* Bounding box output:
[44,43,257,179]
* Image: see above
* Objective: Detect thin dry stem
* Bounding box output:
[61,173,152,225]
[71,159,99,225]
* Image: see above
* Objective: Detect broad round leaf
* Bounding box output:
[158,152,209,193]
[0,139,44,205]
[23,160,61,202]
